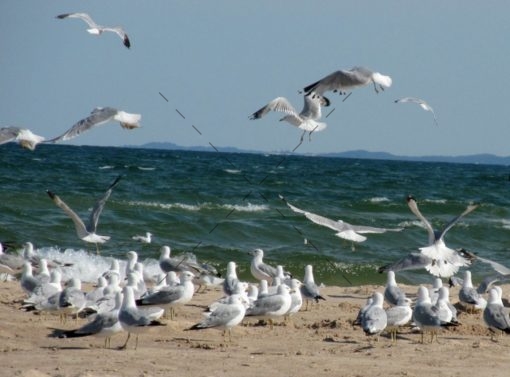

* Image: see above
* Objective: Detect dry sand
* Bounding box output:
[1,280,509,377]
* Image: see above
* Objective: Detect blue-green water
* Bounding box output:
[1,143,509,286]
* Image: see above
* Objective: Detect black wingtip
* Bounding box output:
[123,36,131,49]
[302,80,320,95]
[46,190,56,199]
[406,195,415,202]
[55,13,69,19]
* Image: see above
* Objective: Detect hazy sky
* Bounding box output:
[1,0,510,157]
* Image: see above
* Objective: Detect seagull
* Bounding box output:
[56,13,131,48]
[249,248,279,284]
[300,264,325,310]
[249,92,330,142]
[395,97,438,126]
[46,175,122,247]
[135,270,195,319]
[361,292,387,341]
[132,232,152,244]
[0,127,45,151]
[459,270,487,312]
[302,66,392,98]
[405,195,477,277]
[49,291,123,348]
[186,293,247,342]
[385,293,412,343]
[118,286,165,350]
[383,271,407,307]
[483,287,510,339]
[280,195,403,246]
[46,107,141,144]
[412,286,458,343]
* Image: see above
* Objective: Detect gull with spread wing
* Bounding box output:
[302,66,392,98]
[56,12,131,48]
[46,175,122,247]
[249,92,330,142]
[46,107,141,144]
[395,97,438,126]
[280,195,403,247]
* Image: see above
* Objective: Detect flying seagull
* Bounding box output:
[0,127,45,151]
[395,97,438,126]
[56,12,131,48]
[46,175,122,246]
[46,107,141,144]
[249,92,330,142]
[302,66,392,98]
[382,196,476,278]
[279,195,403,246]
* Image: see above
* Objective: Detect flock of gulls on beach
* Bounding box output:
[1,11,510,351]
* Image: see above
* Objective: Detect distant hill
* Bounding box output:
[135,143,510,166]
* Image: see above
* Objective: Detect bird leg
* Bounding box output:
[119,332,131,350]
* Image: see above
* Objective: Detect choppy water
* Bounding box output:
[1,143,509,286]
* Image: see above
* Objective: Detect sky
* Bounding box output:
[1,0,510,157]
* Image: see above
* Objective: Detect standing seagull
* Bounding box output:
[406,196,477,277]
[46,107,141,144]
[302,66,392,98]
[300,264,325,310]
[249,92,330,142]
[46,175,122,248]
[56,13,131,48]
[395,97,438,126]
[0,127,45,151]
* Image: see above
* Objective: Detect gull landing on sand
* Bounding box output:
[279,195,403,249]
[380,197,477,278]
[395,97,438,126]
[0,127,45,151]
[46,175,122,250]
[249,92,330,142]
[302,66,392,99]
[56,13,131,48]
[46,107,141,144]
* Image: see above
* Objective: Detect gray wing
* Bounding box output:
[102,27,131,48]
[378,253,432,273]
[247,294,284,316]
[438,203,478,241]
[384,285,405,306]
[484,304,510,331]
[87,175,122,233]
[202,304,243,328]
[138,285,184,305]
[303,67,372,95]
[257,262,278,278]
[48,107,118,143]
[76,311,118,335]
[46,191,89,239]
[0,127,21,144]
[249,97,299,120]
[119,307,150,327]
[395,97,438,125]
[476,256,510,275]
[407,196,435,244]
[56,13,99,29]
[385,305,412,327]
[350,223,403,234]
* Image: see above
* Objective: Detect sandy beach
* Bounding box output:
[1,280,509,377]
